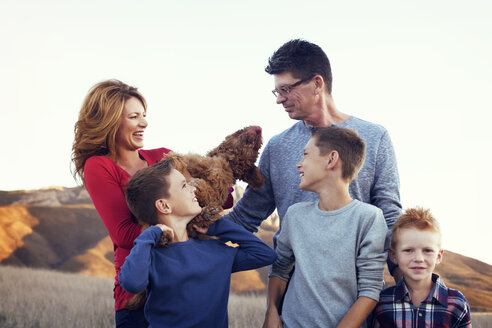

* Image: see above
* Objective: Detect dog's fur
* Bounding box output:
[168,125,264,239]
[124,125,264,309]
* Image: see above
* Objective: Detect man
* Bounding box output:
[223,39,402,278]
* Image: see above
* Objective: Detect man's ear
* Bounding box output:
[313,74,324,91]
[156,199,172,214]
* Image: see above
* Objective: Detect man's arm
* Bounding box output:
[371,130,401,230]
[336,296,377,328]
[263,276,287,328]
[371,130,402,278]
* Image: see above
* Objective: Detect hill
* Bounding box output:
[1,186,492,311]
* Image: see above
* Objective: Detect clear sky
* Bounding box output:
[1,0,491,264]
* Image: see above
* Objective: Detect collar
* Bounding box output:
[301,115,354,130]
[395,273,449,307]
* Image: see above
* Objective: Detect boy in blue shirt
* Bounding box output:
[372,207,471,327]
[264,126,388,327]
[119,158,276,328]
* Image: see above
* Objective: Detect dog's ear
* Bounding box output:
[163,152,188,174]
[181,168,193,181]
[243,167,265,189]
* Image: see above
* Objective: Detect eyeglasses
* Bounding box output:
[272,76,313,98]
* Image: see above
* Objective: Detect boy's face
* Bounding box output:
[296,137,331,192]
[390,228,443,285]
[164,169,202,218]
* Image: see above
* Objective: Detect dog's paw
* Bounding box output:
[201,206,222,223]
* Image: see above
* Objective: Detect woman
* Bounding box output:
[72,79,170,327]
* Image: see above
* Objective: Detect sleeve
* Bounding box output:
[222,141,277,232]
[456,295,472,328]
[84,157,141,249]
[118,226,161,294]
[371,131,402,272]
[356,209,387,301]
[269,211,295,281]
[206,218,276,272]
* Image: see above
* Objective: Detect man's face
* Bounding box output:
[273,72,316,121]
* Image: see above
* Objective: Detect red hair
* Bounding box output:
[391,207,441,248]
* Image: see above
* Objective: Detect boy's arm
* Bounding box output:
[263,215,295,328]
[118,226,162,294]
[356,210,388,301]
[263,276,286,328]
[339,209,386,326]
[457,297,472,328]
[336,296,377,328]
[206,218,277,272]
[371,131,402,277]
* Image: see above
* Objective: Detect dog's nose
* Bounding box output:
[251,126,262,135]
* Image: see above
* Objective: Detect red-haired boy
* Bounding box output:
[372,207,471,327]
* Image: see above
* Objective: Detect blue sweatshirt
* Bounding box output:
[118,219,276,328]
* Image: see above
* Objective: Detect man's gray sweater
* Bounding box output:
[224,116,401,252]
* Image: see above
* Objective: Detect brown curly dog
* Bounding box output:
[167,125,264,239]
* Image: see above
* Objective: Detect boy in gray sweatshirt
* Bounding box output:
[264,126,388,328]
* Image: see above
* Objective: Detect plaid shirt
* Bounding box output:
[372,273,471,328]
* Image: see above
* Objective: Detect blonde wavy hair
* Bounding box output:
[72,79,147,184]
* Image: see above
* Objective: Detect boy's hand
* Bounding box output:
[156,224,174,240]
[262,309,283,328]
[193,224,209,235]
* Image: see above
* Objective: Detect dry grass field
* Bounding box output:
[0,265,490,327]
[0,265,114,327]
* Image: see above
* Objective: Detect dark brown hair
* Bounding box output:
[311,126,366,182]
[265,39,333,94]
[125,159,174,225]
